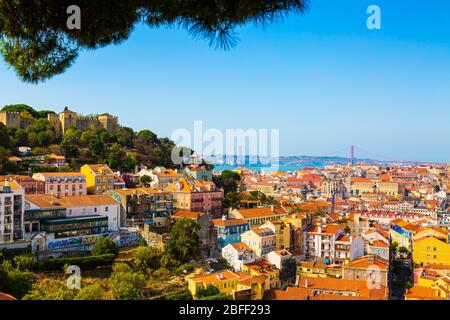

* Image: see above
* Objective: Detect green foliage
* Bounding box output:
[74,284,106,300]
[0,1,309,83]
[214,170,243,208]
[165,289,193,301]
[91,238,119,257]
[13,254,38,272]
[23,278,77,300]
[139,175,153,187]
[0,265,36,299]
[166,218,201,264]
[1,104,41,118]
[41,254,116,271]
[133,246,163,271]
[109,263,146,300]
[210,258,231,271]
[196,285,220,299]
[199,293,232,300]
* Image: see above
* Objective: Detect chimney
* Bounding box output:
[271,205,274,212]
[222,215,227,221]
[304,278,308,289]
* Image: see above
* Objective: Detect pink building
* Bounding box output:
[32,172,87,197]
[171,179,223,217]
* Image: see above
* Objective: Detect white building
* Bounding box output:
[137,167,182,189]
[305,223,364,264]
[0,180,24,244]
[221,242,258,272]
[25,194,121,231]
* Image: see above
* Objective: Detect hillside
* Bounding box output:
[0,104,180,174]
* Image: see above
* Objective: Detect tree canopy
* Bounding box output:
[0,1,309,83]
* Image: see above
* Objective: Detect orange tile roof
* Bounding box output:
[190,270,240,285]
[35,172,84,177]
[230,242,253,252]
[212,218,248,227]
[236,207,287,219]
[345,255,389,271]
[26,194,117,208]
[83,164,113,174]
[0,291,17,300]
[405,286,445,300]
[0,180,22,190]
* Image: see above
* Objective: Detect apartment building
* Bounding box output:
[81,164,115,195]
[241,228,277,258]
[305,223,364,264]
[32,172,87,197]
[230,206,288,228]
[0,181,24,244]
[212,217,250,249]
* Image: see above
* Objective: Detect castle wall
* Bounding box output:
[0,112,21,129]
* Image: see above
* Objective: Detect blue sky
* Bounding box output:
[1,0,450,162]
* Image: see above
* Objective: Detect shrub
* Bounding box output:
[40,254,116,271]
[165,289,193,301]
[13,254,38,271]
[91,238,118,257]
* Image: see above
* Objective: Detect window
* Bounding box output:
[105,206,109,212]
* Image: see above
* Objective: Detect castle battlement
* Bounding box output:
[0,107,119,136]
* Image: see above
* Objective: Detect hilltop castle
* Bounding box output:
[0,107,119,137]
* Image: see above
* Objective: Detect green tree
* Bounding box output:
[166,218,201,264]
[23,278,76,300]
[13,254,38,272]
[14,128,28,146]
[165,289,193,301]
[123,155,137,172]
[74,284,105,300]
[0,1,309,83]
[1,104,40,118]
[91,237,119,257]
[109,263,146,300]
[0,123,11,148]
[133,246,162,271]
[196,285,220,299]
[107,143,126,170]
[139,175,153,187]
[61,138,79,158]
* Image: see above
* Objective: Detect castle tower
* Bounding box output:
[0,111,21,129]
[59,107,78,134]
[47,113,62,137]
[97,113,118,133]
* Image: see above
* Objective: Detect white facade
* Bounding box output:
[222,243,258,272]
[0,181,24,244]
[65,203,120,231]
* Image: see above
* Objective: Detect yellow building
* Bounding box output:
[243,260,281,289]
[188,270,240,298]
[230,206,288,228]
[260,220,291,251]
[235,272,267,300]
[377,181,399,197]
[81,164,115,195]
[297,258,342,279]
[241,228,276,257]
[349,178,399,197]
[390,219,420,252]
[413,236,450,267]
